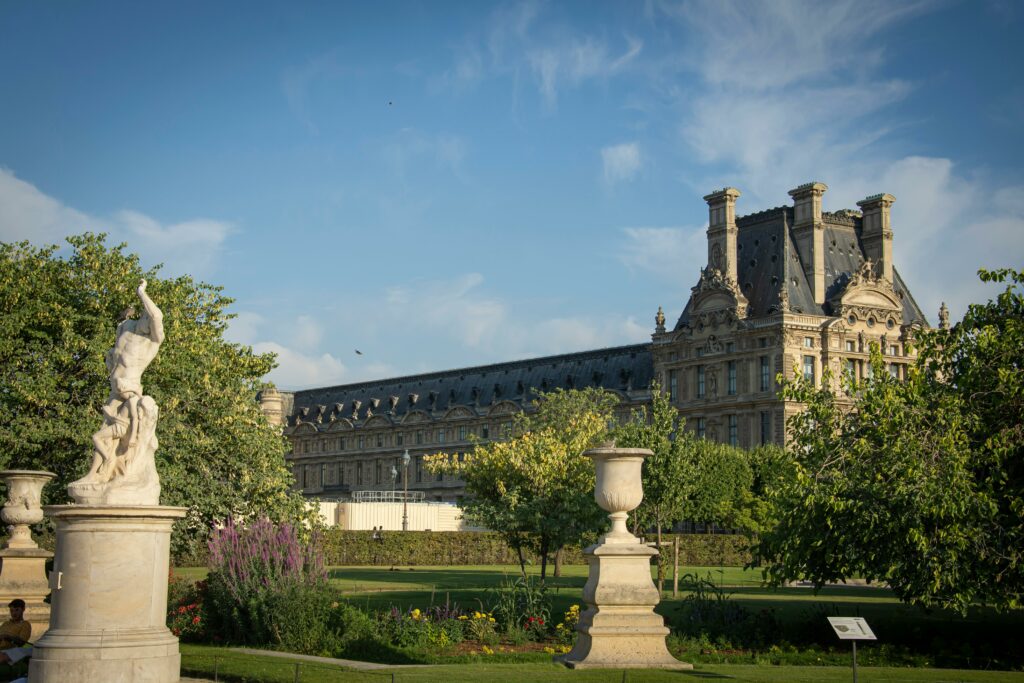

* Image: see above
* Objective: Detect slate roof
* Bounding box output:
[674,207,929,330]
[285,344,654,424]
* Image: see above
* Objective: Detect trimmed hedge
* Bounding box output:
[305,530,750,568]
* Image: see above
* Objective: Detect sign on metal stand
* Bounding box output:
[827,616,876,683]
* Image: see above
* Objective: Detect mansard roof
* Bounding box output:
[674,207,928,330]
[286,344,653,426]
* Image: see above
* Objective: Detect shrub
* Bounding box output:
[167,571,209,642]
[554,604,581,645]
[204,517,328,650]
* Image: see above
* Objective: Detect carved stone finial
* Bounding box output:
[655,306,666,334]
[938,302,950,330]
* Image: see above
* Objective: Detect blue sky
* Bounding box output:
[2,0,1022,389]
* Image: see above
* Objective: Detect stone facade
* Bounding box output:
[269,181,931,500]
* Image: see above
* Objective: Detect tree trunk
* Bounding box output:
[515,541,527,579]
[656,521,664,595]
[540,537,550,581]
[554,547,563,578]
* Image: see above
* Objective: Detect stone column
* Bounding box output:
[0,470,56,638]
[28,505,186,683]
[559,445,690,670]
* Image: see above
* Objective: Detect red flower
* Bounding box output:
[192,616,201,625]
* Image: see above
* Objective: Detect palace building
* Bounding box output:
[265,182,935,501]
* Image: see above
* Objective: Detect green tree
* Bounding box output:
[757,269,1023,611]
[613,384,693,592]
[427,388,618,580]
[0,235,306,556]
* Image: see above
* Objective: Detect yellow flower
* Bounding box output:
[481,645,494,655]
[458,615,468,620]
[560,645,571,653]
[330,602,339,609]
[543,646,555,654]
[556,623,564,630]
[489,617,495,622]
[411,608,421,620]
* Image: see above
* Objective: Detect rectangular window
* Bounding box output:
[503,421,513,437]
[339,437,346,450]
[376,434,384,448]
[415,456,423,483]
[357,435,365,449]
[697,366,705,398]
[845,359,856,379]
[458,452,466,462]
[726,342,735,353]
[416,430,424,445]
[890,345,899,356]
[759,337,768,348]
[459,425,468,440]
[804,337,814,348]
[295,466,304,488]
[760,356,770,392]
[696,348,704,358]
[888,363,899,379]
[438,428,446,444]
[803,355,815,383]
[668,370,678,402]
[481,425,489,439]
[338,464,345,486]
[320,463,326,486]
[846,340,855,352]
[375,460,382,485]
[696,418,706,439]
[727,361,736,395]
[760,411,770,445]
[396,432,404,446]
[728,415,738,447]
[356,462,363,485]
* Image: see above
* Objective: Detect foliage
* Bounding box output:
[205,517,328,648]
[758,269,1024,612]
[672,572,779,650]
[553,604,581,645]
[427,388,618,579]
[488,574,551,635]
[613,384,693,588]
[0,235,306,555]
[167,574,209,642]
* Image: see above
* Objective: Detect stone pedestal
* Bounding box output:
[29,505,186,683]
[0,469,56,638]
[559,445,690,670]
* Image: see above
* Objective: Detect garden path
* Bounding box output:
[230,648,432,670]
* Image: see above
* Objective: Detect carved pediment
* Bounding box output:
[401,410,431,424]
[689,267,748,324]
[292,422,318,436]
[325,418,355,431]
[831,261,901,319]
[364,415,392,428]
[442,406,476,420]
[487,400,520,416]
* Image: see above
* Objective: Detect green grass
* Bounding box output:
[180,644,1024,682]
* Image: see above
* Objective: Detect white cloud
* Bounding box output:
[619,225,706,289]
[253,341,349,390]
[602,143,642,185]
[528,36,643,107]
[0,168,233,279]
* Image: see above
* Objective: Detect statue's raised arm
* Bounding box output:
[135,279,164,344]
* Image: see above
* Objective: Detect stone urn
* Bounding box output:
[1,470,56,549]
[588,445,648,543]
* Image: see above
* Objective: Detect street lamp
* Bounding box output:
[401,449,411,531]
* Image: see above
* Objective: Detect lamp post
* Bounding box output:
[401,449,411,531]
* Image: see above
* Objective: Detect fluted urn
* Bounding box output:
[586,445,651,544]
[1,470,56,549]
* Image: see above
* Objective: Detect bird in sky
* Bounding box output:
[355,349,363,355]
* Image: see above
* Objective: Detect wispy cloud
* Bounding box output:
[0,168,233,279]
[619,225,706,291]
[528,35,643,107]
[381,129,468,180]
[602,143,642,185]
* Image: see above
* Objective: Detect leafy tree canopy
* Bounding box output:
[427,387,617,579]
[757,269,1024,612]
[0,235,306,556]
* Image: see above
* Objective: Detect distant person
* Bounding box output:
[0,599,32,670]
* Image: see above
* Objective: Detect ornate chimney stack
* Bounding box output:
[788,181,828,305]
[857,193,896,283]
[258,386,284,427]
[703,187,741,284]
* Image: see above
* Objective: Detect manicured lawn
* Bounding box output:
[180,644,1024,682]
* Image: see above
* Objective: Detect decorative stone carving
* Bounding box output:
[68,280,164,506]
[939,302,950,330]
[0,470,56,637]
[559,445,689,670]
[654,306,666,334]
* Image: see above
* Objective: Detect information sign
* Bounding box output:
[827,616,877,641]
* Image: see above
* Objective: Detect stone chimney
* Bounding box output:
[856,193,895,283]
[258,386,284,427]
[703,187,741,283]
[788,182,828,305]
